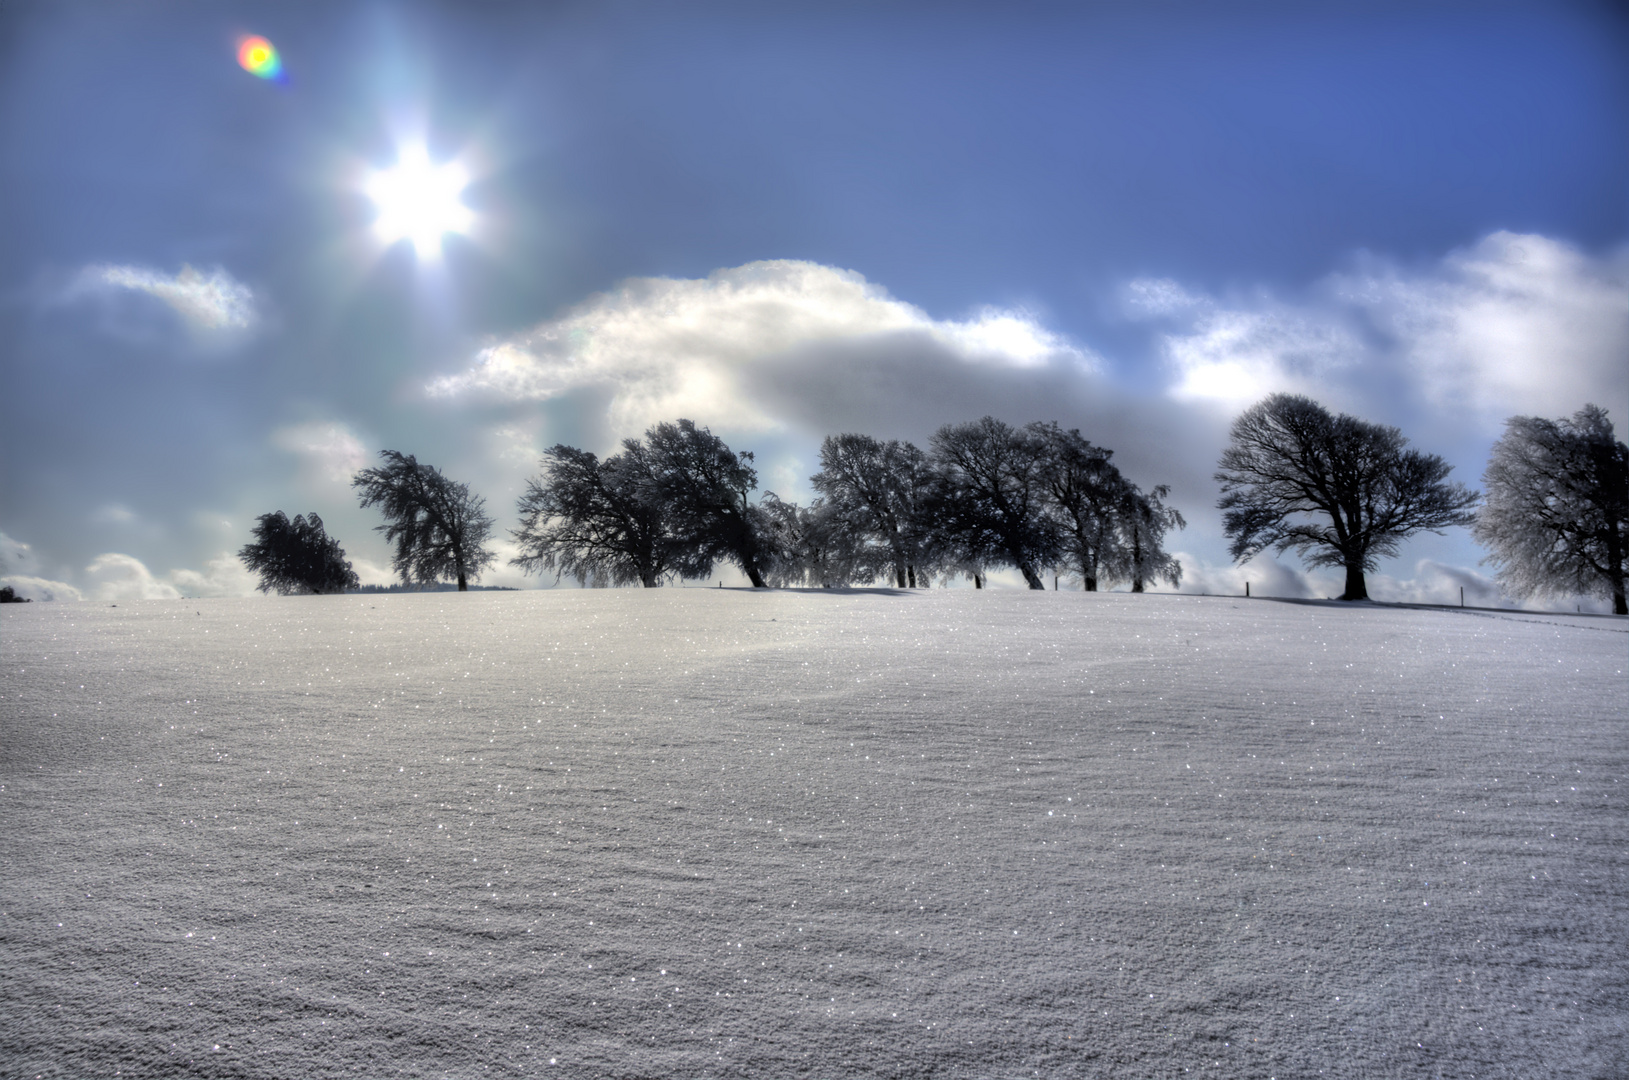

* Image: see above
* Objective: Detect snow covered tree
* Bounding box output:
[1119,483,1185,592]
[757,494,870,587]
[643,420,774,587]
[1215,394,1478,601]
[512,442,711,587]
[1474,405,1628,614]
[929,417,1059,589]
[1030,422,1126,591]
[238,511,360,595]
[811,434,938,587]
[353,451,496,591]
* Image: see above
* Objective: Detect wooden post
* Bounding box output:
[1460,586,1464,608]
[1245,581,1250,598]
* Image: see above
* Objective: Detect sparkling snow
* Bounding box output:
[1,589,1623,1077]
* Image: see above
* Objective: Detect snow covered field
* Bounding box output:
[2,589,1624,1079]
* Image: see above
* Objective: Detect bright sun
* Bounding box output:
[365,144,474,258]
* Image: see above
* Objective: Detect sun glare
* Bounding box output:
[365,144,474,259]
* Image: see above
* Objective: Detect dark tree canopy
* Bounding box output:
[1120,483,1186,593]
[353,451,496,591]
[1474,405,1628,615]
[929,417,1058,589]
[511,443,692,587]
[1029,422,1126,591]
[811,434,937,588]
[237,511,359,595]
[1216,394,1478,601]
[642,420,775,587]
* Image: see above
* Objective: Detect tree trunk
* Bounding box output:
[974,572,984,589]
[745,565,767,588]
[1019,563,1045,590]
[457,569,468,591]
[907,565,917,589]
[1340,560,1367,601]
[895,565,907,588]
[641,571,659,588]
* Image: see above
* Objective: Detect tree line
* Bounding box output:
[238,396,1629,615]
[512,417,1185,592]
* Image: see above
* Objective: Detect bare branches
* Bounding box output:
[353,451,496,591]
[1216,394,1477,600]
[1474,405,1628,614]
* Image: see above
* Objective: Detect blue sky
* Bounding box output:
[2,1,1625,603]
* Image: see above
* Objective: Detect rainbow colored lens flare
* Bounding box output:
[237,36,283,80]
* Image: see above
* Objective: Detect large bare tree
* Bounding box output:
[1215,394,1477,601]
[1029,422,1125,591]
[353,451,496,591]
[643,420,774,588]
[1474,405,1628,615]
[811,434,937,588]
[929,417,1058,590]
[511,443,690,587]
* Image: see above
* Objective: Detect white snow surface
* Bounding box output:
[1,589,1624,1079]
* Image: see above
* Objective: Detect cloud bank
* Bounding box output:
[430,260,1097,437]
[1132,232,1629,425]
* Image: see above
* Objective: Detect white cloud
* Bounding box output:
[1335,232,1629,421]
[1170,553,1327,599]
[1,575,84,602]
[85,553,183,602]
[273,421,370,484]
[429,260,1098,437]
[81,263,257,331]
[1,530,82,600]
[1133,232,1629,422]
[170,552,261,598]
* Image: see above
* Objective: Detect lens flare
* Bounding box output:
[237,36,283,80]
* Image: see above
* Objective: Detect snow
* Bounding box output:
[2,589,1624,1078]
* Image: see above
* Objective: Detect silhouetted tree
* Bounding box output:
[1030,422,1126,591]
[929,417,1058,589]
[811,434,938,587]
[1119,483,1185,592]
[353,451,495,591]
[1475,405,1628,614]
[1215,394,1478,601]
[0,585,30,603]
[512,443,692,587]
[238,511,360,595]
[644,420,774,587]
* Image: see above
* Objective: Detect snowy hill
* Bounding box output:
[2,590,1623,1078]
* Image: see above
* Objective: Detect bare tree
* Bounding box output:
[1474,404,1628,614]
[929,417,1058,589]
[643,420,774,587]
[1030,422,1126,591]
[1215,394,1477,601]
[512,443,689,587]
[353,451,496,591]
[1119,484,1185,592]
[238,511,360,595]
[811,434,937,587]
